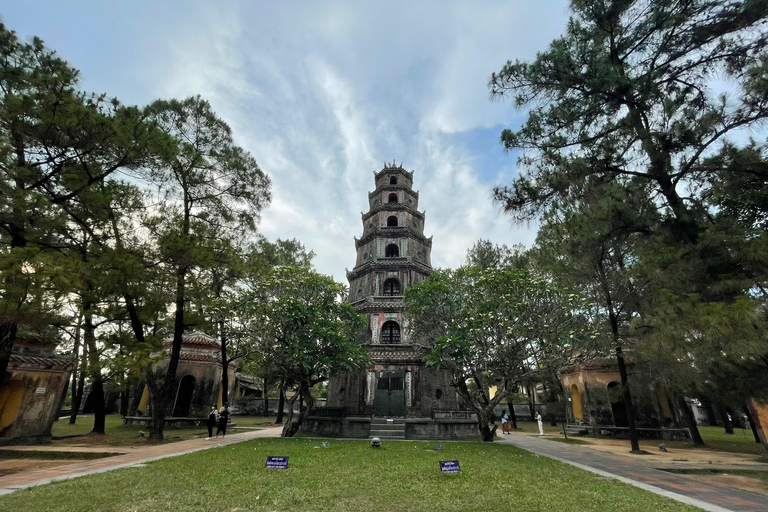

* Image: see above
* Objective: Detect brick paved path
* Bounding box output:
[499,434,768,512]
[0,426,283,496]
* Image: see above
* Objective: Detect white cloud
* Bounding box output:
[6,0,569,282]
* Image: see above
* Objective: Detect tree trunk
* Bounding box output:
[282,382,314,437]
[744,405,762,444]
[83,307,106,435]
[715,402,734,434]
[276,381,286,424]
[70,343,87,424]
[146,374,165,440]
[90,378,106,434]
[219,320,229,407]
[614,344,640,451]
[506,397,517,430]
[120,390,129,417]
[264,380,270,418]
[456,378,496,442]
[677,396,705,445]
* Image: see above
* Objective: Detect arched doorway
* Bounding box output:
[0,380,24,434]
[381,321,401,344]
[389,176,397,185]
[387,215,398,227]
[570,384,582,421]
[172,375,196,417]
[388,192,398,203]
[607,381,628,427]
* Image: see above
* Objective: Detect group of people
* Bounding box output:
[206,404,230,439]
[499,410,544,436]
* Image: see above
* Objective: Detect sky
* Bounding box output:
[2,1,572,281]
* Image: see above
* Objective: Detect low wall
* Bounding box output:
[405,418,478,440]
[589,426,690,440]
[302,416,479,440]
[123,416,207,428]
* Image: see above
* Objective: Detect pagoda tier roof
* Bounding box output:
[374,165,414,179]
[365,343,426,364]
[346,258,433,280]
[350,296,405,312]
[368,184,419,200]
[361,203,425,222]
[355,227,432,248]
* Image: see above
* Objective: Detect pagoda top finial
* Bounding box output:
[382,159,405,170]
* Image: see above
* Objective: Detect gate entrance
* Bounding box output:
[374,372,405,417]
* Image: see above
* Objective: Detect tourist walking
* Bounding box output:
[501,411,510,434]
[216,403,230,438]
[535,411,544,436]
[206,405,219,439]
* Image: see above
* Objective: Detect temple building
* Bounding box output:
[126,332,236,426]
[316,162,474,439]
[0,337,72,443]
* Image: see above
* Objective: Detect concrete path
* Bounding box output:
[498,434,768,512]
[0,426,283,496]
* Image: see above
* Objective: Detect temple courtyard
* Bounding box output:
[0,417,766,511]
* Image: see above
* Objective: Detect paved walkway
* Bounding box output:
[0,426,284,496]
[498,434,768,512]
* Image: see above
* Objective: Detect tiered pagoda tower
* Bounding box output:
[326,161,458,418]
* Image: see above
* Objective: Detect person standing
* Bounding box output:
[501,411,510,435]
[535,411,544,436]
[206,405,219,440]
[216,403,229,438]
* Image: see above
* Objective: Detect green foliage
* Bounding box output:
[406,264,595,440]
[490,0,768,417]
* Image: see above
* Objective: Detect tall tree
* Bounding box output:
[245,266,369,437]
[0,23,158,382]
[406,266,595,442]
[142,96,270,440]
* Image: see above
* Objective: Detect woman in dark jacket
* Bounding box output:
[216,404,229,438]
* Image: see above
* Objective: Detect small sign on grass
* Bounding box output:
[266,456,289,469]
[439,460,461,473]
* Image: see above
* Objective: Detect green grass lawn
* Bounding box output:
[51,414,277,446]
[0,438,703,512]
[640,426,765,456]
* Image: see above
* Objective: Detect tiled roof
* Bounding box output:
[9,353,73,371]
[163,332,220,349]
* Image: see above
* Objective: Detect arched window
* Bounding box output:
[385,244,399,257]
[387,215,398,227]
[383,278,401,296]
[388,193,398,203]
[389,176,397,185]
[381,321,401,344]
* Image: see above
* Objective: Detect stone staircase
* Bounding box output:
[369,418,406,440]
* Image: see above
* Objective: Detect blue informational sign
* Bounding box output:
[266,456,289,469]
[439,460,461,473]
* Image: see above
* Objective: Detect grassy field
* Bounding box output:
[0,438,703,512]
[51,414,278,446]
